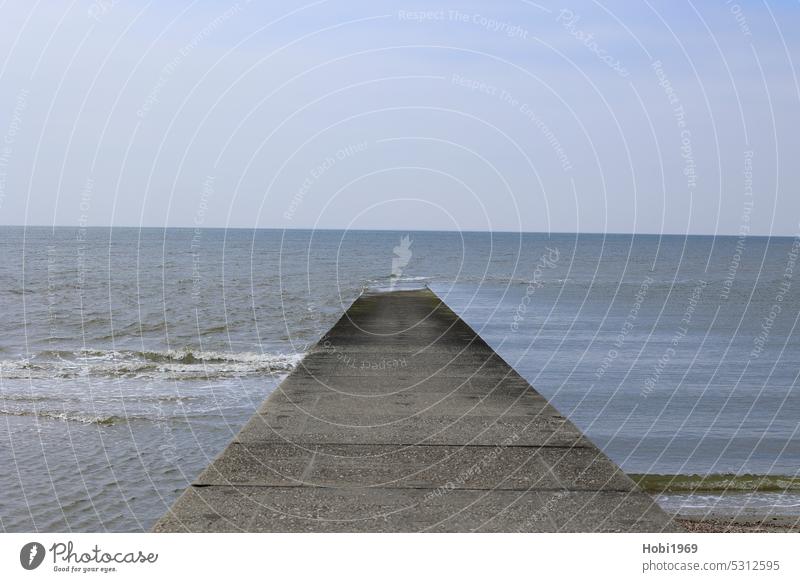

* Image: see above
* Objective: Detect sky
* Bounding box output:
[0,0,798,235]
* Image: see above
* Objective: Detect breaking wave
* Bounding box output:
[0,348,302,380]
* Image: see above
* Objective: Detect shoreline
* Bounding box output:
[635,474,800,531]
[631,473,800,494]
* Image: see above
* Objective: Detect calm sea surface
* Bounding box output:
[2,227,799,531]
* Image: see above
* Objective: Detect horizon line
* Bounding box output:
[0,224,796,239]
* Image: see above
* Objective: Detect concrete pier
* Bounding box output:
[154,288,680,532]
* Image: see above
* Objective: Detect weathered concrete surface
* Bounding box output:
[154,289,681,532]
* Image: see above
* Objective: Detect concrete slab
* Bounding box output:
[268,370,533,397]
[194,443,636,491]
[154,288,680,532]
[234,410,591,447]
[256,381,553,417]
[154,486,680,533]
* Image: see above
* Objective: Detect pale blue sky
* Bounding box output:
[0,0,798,235]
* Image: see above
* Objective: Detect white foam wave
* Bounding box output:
[0,348,302,380]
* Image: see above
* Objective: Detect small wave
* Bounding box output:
[631,474,800,493]
[514,278,570,285]
[0,348,302,380]
[362,276,430,294]
[124,394,200,403]
[0,393,54,402]
[0,392,197,404]
[197,325,228,336]
[364,275,429,284]
[0,408,123,425]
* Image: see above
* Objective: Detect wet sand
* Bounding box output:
[676,515,800,532]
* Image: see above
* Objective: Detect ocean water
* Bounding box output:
[1,226,799,531]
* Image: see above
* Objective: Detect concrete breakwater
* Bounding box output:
[154,288,679,532]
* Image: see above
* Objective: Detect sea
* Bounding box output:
[1,226,799,531]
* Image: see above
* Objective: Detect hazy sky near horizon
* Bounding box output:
[0,1,798,235]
